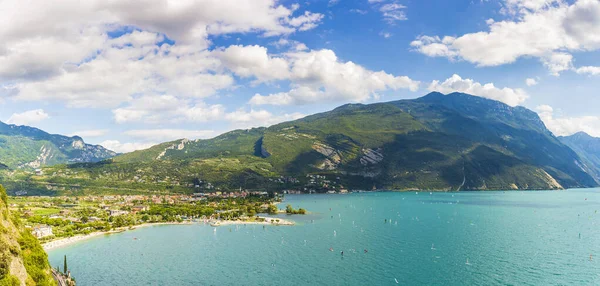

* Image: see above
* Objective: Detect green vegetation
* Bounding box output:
[18,230,55,285]
[285,204,306,215]
[0,185,56,285]
[9,193,298,243]
[0,121,115,170]
[1,92,597,194]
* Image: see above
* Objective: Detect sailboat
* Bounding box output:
[466,258,471,265]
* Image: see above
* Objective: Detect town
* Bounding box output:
[8,191,306,243]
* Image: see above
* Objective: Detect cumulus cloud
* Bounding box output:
[411,0,600,75]
[428,74,528,106]
[214,45,290,83]
[536,105,600,137]
[124,129,215,142]
[6,109,49,126]
[575,66,600,76]
[69,129,109,138]
[249,49,420,106]
[0,0,323,108]
[525,78,538,86]
[100,140,155,153]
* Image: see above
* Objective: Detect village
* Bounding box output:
[7,190,300,243]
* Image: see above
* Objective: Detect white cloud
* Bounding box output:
[536,105,600,137]
[214,45,290,83]
[410,36,458,58]
[0,0,324,108]
[100,140,155,153]
[411,0,600,75]
[6,109,49,126]
[350,9,368,14]
[249,49,420,106]
[379,3,408,23]
[225,109,305,129]
[380,31,392,38]
[525,78,538,86]
[69,129,109,138]
[270,38,308,51]
[112,95,225,124]
[428,74,528,106]
[575,66,600,76]
[124,129,215,142]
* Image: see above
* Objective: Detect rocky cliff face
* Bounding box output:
[0,185,56,285]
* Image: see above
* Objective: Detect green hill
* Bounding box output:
[0,185,56,285]
[0,121,116,169]
[2,92,597,194]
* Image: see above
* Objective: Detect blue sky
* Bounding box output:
[1,0,599,152]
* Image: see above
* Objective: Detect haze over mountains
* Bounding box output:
[1,92,599,194]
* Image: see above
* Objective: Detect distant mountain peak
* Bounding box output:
[0,121,116,169]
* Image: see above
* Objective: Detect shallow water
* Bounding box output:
[49,190,600,285]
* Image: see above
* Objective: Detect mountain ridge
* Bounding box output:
[0,121,116,169]
[1,92,597,195]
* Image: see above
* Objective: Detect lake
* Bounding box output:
[48,190,600,285]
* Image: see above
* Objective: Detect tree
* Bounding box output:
[285,204,293,214]
[63,255,68,274]
[267,204,278,215]
[80,216,89,223]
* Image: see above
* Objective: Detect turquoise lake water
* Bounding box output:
[48,190,600,285]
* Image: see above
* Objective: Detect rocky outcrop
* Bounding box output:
[312,142,342,170]
[360,148,384,166]
[157,139,189,160]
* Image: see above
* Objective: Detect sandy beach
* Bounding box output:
[211,217,295,226]
[42,218,293,250]
[42,222,195,251]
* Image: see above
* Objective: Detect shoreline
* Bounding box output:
[210,217,295,227]
[42,217,295,251]
[42,222,194,251]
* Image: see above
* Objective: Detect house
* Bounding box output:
[131,205,148,213]
[108,209,129,216]
[32,225,53,238]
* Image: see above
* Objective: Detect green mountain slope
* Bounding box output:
[0,185,56,285]
[2,92,597,194]
[559,132,600,184]
[0,121,116,169]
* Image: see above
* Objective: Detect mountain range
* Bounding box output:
[0,121,116,169]
[1,92,599,195]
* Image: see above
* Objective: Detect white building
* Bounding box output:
[32,225,53,238]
